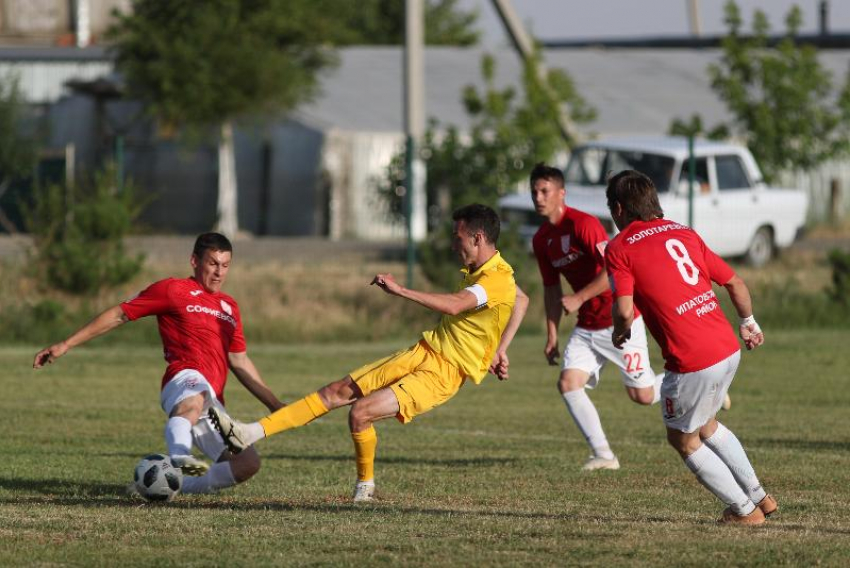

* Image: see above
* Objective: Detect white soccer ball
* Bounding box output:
[133,454,183,501]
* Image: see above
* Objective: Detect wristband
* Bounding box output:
[739,315,762,334]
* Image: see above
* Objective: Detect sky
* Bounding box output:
[457,0,850,45]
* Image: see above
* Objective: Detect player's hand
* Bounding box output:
[544,337,559,366]
[371,273,403,296]
[33,342,69,369]
[739,322,764,351]
[561,294,583,315]
[612,327,630,350]
[489,350,510,381]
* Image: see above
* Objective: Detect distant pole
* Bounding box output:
[115,135,124,193]
[491,0,577,144]
[688,135,695,228]
[820,1,829,37]
[687,0,702,37]
[404,0,427,287]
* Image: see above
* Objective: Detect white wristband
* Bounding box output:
[739,315,762,334]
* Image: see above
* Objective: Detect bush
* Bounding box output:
[23,163,146,295]
[827,248,850,305]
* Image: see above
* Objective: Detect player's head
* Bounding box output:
[451,204,500,266]
[190,232,233,294]
[605,169,664,229]
[529,162,566,219]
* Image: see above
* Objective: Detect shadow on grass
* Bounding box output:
[752,438,850,452]
[0,476,127,500]
[262,453,520,467]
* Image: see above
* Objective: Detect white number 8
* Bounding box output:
[665,239,699,285]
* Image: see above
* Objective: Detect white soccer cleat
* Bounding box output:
[721,393,732,411]
[208,407,249,454]
[170,454,210,476]
[352,481,376,502]
[581,455,621,471]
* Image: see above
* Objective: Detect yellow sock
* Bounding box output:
[351,426,377,482]
[259,392,329,437]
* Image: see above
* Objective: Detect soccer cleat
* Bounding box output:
[721,393,732,411]
[718,506,766,526]
[352,481,376,502]
[171,454,210,476]
[757,494,778,517]
[208,407,248,454]
[581,455,620,471]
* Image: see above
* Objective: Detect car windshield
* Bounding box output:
[565,148,676,193]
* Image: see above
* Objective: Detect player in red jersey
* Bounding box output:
[530,163,663,471]
[33,233,282,496]
[604,170,776,525]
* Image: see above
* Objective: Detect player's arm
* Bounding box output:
[370,273,478,315]
[612,295,635,349]
[228,351,285,412]
[723,274,764,350]
[33,305,128,368]
[562,269,609,315]
[489,286,530,380]
[543,283,563,365]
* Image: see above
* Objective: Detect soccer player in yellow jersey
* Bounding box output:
[210,204,529,501]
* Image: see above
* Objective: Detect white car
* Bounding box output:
[500,136,808,266]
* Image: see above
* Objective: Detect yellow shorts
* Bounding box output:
[349,340,466,424]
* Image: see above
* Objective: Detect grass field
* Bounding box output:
[2,331,849,566]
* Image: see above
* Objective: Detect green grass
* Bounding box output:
[2,332,849,566]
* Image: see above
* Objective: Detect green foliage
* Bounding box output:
[327,0,479,46]
[670,0,850,181]
[0,73,36,183]
[108,0,338,133]
[23,164,145,295]
[827,248,850,305]
[381,52,595,291]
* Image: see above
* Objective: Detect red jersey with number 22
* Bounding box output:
[120,277,246,403]
[605,219,739,373]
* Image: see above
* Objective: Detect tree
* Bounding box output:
[108,0,337,236]
[329,0,479,46]
[669,0,850,181]
[0,73,37,233]
[381,51,596,290]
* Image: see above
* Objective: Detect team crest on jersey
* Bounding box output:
[220,300,232,315]
[597,240,608,257]
[560,235,571,253]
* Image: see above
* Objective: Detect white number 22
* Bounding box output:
[665,239,699,285]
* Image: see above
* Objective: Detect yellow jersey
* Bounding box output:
[422,251,516,384]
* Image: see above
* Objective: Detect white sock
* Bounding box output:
[562,390,615,460]
[703,422,767,504]
[685,444,755,515]
[180,462,237,494]
[243,422,266,446]
[165,416,193,457]
[652,372,664,405]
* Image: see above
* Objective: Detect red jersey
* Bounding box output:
[605,218,740,373]
[532,206,614,330]
[120,277,246,403]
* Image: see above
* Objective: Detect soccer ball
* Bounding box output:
[133,454,183,501]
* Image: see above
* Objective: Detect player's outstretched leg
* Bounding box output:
[703,421,776,517]
[165,396,210,476]
[208,406,264,453]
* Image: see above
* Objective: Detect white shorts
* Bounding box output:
[562,316,655,389]
[160,369,227,461]
[661,350,741,433]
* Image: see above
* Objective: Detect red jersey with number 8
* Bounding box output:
[120,277,246,403]
[605,219,739,373]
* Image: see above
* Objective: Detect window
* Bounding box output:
[716,156,752,190]
[679,157,710,194]
[565,148,606,186]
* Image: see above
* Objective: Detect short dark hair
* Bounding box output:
[529,162,565,188]
[605,170,664,222]
[452,204,500,245]
[192,232,233,259]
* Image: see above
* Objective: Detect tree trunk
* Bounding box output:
[215,121,239,237]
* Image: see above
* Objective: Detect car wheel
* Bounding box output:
[745,226,774,267]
